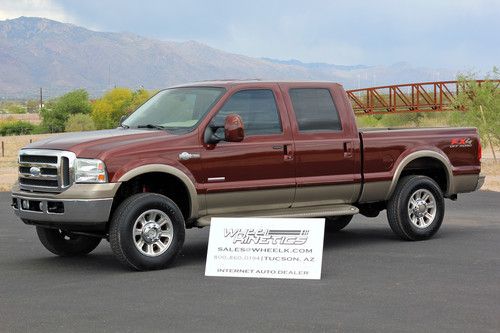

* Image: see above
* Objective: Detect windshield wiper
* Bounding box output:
[136,124,167,130]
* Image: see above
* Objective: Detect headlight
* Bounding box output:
[74,158,107,183]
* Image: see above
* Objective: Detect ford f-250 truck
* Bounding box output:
[12,81,485,270]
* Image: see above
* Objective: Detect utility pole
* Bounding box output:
[39,87,43,110]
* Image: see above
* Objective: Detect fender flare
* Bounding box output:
[386,150,454,199]
[118,164,199,218]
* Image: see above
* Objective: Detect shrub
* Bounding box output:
[0,120,35,136]
[65,114,96,132]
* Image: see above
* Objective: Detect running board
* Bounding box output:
[195,204,359,227]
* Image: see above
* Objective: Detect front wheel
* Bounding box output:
[387,175,444,241]
[109,193,185,271]
[36,227,101,256]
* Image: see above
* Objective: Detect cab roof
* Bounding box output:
[171,80,343,89]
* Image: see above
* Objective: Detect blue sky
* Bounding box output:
[0,0,498,71]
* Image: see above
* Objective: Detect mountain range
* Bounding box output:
[0,17,457,99]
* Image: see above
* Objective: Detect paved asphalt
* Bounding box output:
[0,191,499,332]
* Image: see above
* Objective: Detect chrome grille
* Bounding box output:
[18,149,76,193]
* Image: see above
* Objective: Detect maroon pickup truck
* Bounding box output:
[12,81,484,270]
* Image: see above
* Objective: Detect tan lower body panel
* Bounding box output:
[358,181,391,203]
[196,204,359,227]
[206,187,294,215]
[450,174,481,194]
[292,183,361,208]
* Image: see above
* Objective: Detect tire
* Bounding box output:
[324,215,353,233]
[387,175,444,241]
[36,226,101,256]
[109,193,185,271]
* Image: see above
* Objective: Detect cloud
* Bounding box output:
[0,0,75,23]
[0,0,498,70]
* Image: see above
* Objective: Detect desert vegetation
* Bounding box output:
[0,87,152,136]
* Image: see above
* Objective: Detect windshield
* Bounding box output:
[123,87,225,132]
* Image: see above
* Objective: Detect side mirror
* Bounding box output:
[224,114,244,142]
[119,114,128,126]
[204,114,245,145]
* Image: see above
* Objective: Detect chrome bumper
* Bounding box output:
[12,196,113,223]
[11,183,119,224]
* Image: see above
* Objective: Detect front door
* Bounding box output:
[201,85,295,215]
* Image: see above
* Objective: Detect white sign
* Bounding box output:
[205,217,325,280]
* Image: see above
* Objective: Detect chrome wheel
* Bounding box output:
[407,189,436,229]
[132,209,173,257]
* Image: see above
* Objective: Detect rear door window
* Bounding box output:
[289,88,342,131]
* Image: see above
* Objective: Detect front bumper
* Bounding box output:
[11,183,119,224]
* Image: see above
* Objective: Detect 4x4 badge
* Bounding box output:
[450,138,472,148]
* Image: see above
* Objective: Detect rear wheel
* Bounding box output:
[36,227,101,256]
[387,175,444,240]
[324,215,353,233]
[109,193,185,271]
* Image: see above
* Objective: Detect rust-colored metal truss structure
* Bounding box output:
[346,80,500,115]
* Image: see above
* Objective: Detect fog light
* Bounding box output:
[22,200,29,210]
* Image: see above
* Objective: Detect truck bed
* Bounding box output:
[357,127,481,202]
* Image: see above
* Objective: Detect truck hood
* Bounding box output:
[25,128,173,158]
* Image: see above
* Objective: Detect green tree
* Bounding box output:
[40,89,91,133]
[91,88,134,129]
[450,68,500,162]
[126,88,152,114]
[65,114,96,132]
[39,107,66,133]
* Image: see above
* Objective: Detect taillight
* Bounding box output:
[478,140,482,161]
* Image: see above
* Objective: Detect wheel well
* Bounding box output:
[110,172,191,222]
[399,157,448,193]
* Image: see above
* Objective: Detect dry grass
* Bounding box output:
[1,134,499,192]
[481,160,500,192]
[0,134,55,191]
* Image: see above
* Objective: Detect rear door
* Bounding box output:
[201,84,296,215]
[280,83,361,207]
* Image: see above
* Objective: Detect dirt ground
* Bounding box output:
[0,133,499,192]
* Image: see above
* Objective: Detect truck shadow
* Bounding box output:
[175,225,454,268]
[12,226,455,272]
[9,252,126,273]
[173,227,399,268]
[323,227,398,249]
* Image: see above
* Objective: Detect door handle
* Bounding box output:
[283,144,294,161]
[272,144,293,161]
[343,142,353,158]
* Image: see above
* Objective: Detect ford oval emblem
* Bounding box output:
[29,166,41,177]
